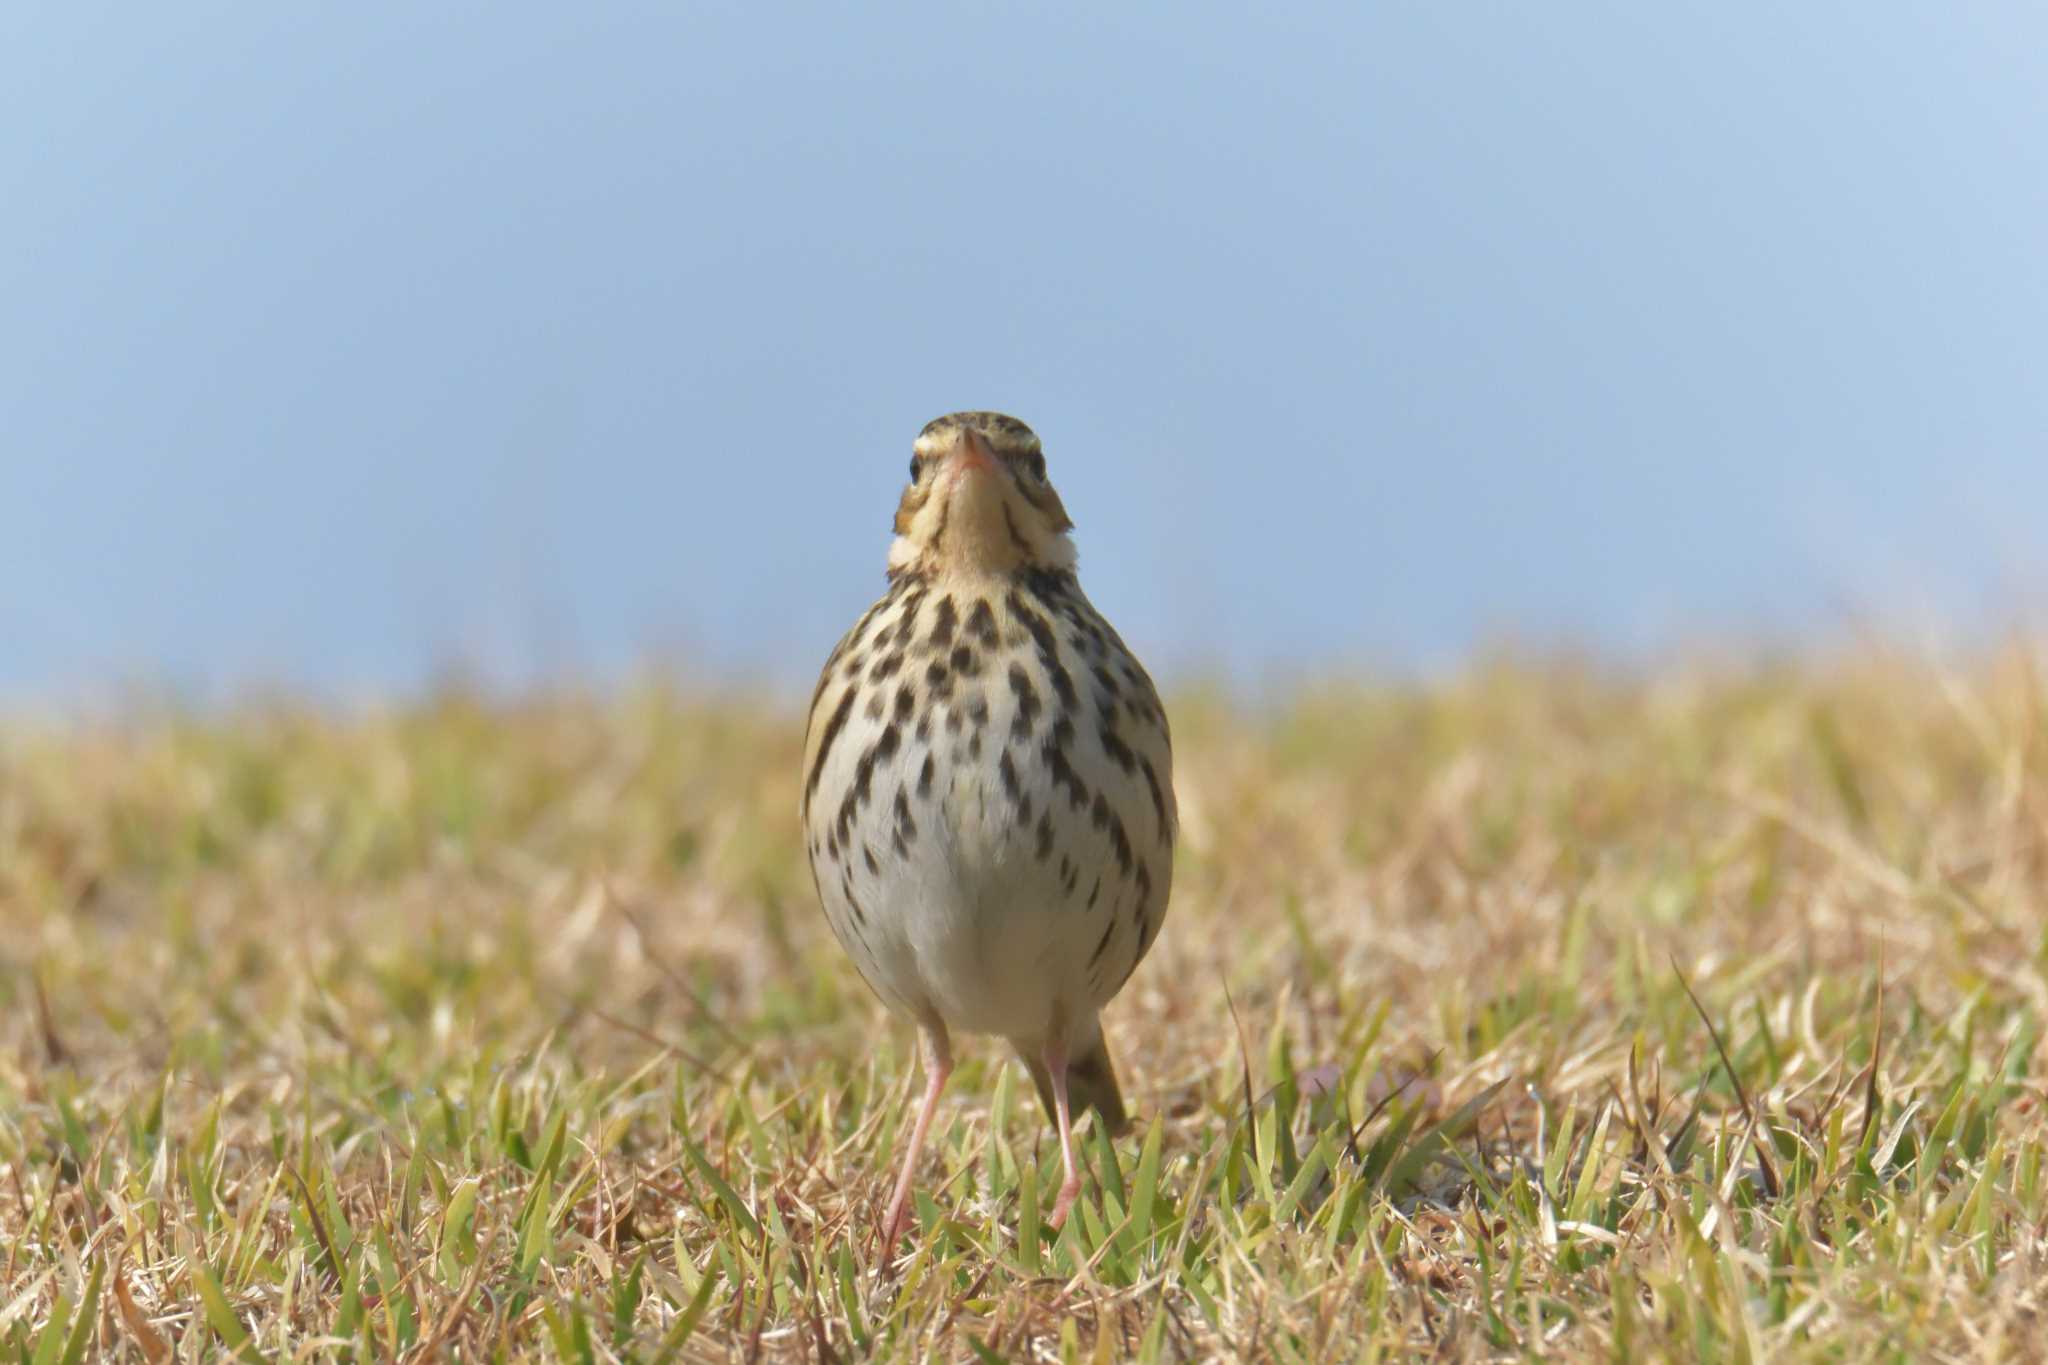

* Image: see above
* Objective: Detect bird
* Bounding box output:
[800,411,1176,1249]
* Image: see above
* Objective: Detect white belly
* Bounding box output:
[807,686,1163,1048]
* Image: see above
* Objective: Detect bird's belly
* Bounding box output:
[889,854,1076,1039]
[804,589,1176,1047]
[839,778,1085,1038]
[808,713,1161,1043]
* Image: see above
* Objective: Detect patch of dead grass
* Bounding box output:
[2,650,2047,1359]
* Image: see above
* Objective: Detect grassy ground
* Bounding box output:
[3,649,2047,1361]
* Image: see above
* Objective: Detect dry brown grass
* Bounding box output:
[4,648,2048,1360]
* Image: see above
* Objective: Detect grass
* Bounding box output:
[3,647,2047,1360]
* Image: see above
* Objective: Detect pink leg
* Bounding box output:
[1043,1044,1084,1230]
[879,1024,953,1251]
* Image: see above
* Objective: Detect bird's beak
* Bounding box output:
[949,429,998,480]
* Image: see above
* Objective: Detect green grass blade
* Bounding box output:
[190,1266,257,1362]
[683,1140,761,1240]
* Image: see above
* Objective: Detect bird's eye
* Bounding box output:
[909,455,922,482]
[1028,452,1047,481]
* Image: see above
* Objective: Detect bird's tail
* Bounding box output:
[1022,1032,1131,1137]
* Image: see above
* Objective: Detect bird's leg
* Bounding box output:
[1042,1042,1084,1230]
[879,1022,953,1252]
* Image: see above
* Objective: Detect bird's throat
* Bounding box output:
[937,477,1033,574]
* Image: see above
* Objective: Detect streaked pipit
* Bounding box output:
[801,411,1176,1248]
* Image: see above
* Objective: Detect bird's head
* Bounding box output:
[886,411,1076,578]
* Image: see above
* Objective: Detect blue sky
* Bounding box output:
[4,3,2044,703]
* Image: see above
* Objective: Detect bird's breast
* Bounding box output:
[803,571,1175,1034]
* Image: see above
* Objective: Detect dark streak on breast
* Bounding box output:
[804,688,857,809]
[967,600,999,646]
